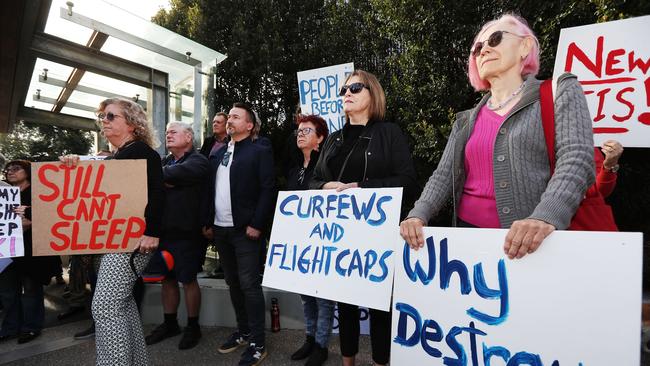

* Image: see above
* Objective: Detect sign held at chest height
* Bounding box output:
[31,160,148,256]
[391,227,643,365]
[263,188,402,311]
[0,186,24,258]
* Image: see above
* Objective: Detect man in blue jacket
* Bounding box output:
[204,102,275,366]
[145,122,209,350]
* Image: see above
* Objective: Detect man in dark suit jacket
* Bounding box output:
[203,102,275,366]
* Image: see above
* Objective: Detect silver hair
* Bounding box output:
[166,121,195,140]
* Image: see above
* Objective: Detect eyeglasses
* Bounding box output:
[471,30,523,57]
[339,82,369,96]
[97,112,124,122]
[3,166,23,174]
[221,151,232,167]
[295,127,314,136]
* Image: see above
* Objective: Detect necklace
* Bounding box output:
[487,81,526,111]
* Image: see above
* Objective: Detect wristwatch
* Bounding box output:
[604,164,620,173]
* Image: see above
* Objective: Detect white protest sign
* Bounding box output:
[0,186,24,258]
[263,188,402,311]
[391,227,643,365]
[297,63,354,133]
[553,15,650,147]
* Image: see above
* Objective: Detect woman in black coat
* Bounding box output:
[309,69,417,366]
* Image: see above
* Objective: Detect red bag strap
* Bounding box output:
[539,79,556,173]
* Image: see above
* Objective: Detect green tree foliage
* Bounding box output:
[0,121,92,162]
[153,1,650,250]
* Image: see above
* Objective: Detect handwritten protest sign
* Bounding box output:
[553,15,650,147]
[297,63,354,133]
[0,186,24,258]
[31,160,147,256]
[391,227,643,365]
[262,188,402,311]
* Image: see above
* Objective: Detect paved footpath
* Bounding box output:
[0,321,374,365]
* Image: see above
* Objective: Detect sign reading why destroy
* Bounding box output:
[263,188,402,311]
[391,227,643,365]
[31,160,148,256]
[0,186,24,258]
[553,15,650,147]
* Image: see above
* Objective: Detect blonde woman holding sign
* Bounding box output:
[400,14,594,258]
[61,97,164,365]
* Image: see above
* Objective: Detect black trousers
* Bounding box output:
[338,302,391,364]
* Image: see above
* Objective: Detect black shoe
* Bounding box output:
[290,335,314,360]
[305,343,328,366]
[74,323,95,340]
[0,334,16,343]
[238,343,267,366]
[178,326,201,350]
[145,323,181,345]
[17,331,40,344]
[217,331,249,354]
[57,306,84,320]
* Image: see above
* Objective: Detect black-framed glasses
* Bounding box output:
[471,30,523,57]
[339,82,369,96]
[295,127,314,136]
[97,111,124,122]
[3,166,22,174]
[221,151,232,167]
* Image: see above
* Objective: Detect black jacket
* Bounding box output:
[108,140,165,237]
[310,120,418,217]
[286,149,320,191]
[161,149,209,237]
[205,137,276,231]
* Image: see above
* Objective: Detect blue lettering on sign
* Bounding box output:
[277,192,391,226]
[309,222,344,243]
[266,243,392,282]
[298,75,340,106]
[394,302,576,365]
[401,236,509,326]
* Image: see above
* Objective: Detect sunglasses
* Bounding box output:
[97,111,124,122]
[295,127,314,136]
[471,30,522,57]
[339,82,369,96]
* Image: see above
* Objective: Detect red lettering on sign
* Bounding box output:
[629,51,650,74]
[89,220,108,250]
[50,221,70,251]
[565,36,603,78]
[639,77,650,125]
[593,88,611,122]
[613,87,635,122]
[605,48,626,76]
[122,217,145,249]
[106,218,126,249]
[38,164,60,202]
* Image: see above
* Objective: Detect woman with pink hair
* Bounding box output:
[401,13,595,258]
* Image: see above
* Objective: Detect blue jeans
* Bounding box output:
[0,264,45,336]
[213,226,266,346]
[301,295,334,347]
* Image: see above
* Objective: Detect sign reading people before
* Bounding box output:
[391,227,643,365]
[31,160,148,256]
[297,62,354,133]
[262,188,402,311]
[0,186,24,258]
[553,15,650,147]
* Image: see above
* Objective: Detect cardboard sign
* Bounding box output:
[391,227,643,365]
[297,63,354,132]
[0,186,24,258]
[553,16,650,147]
[262,188,402,311]
[31,160,148,256]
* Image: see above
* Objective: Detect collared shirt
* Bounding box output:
[214,142,235,226]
